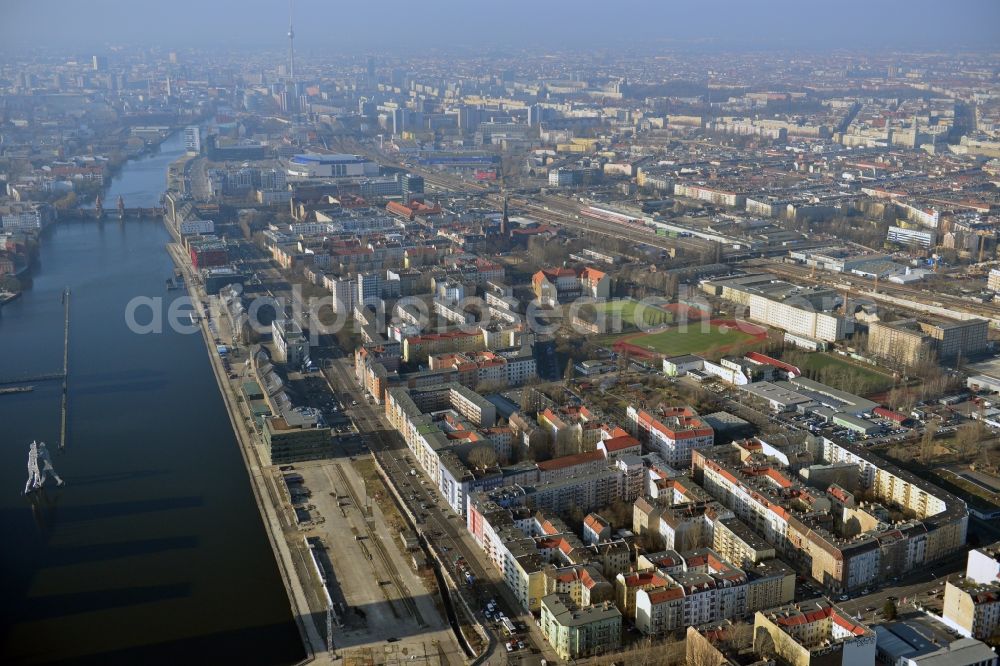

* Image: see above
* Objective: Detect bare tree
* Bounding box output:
[686,633,725,666]
[467,445,498,470]
[920,420,940,462]
[956,421,987,459]
[519,384,543,414]
[554,425,585,458]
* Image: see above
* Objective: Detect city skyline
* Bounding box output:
[2,0,999,51]
[3,3,1000,665]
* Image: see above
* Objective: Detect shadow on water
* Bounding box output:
[42,536,200,567]
[0,130,304,665]
[52,469,167,488]
[39,621,304,666]
[73,378,172,396]
[45,496,204,523]
[19,582,194,622]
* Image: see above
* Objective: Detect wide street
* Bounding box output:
[223,235,555,663]
[323,356,558,665]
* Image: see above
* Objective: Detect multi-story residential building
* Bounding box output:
[752,598,876,666]
[538,404,607,453]
[869,317,988,367]
[356,271,387,308]
[674,183,746,208]
[627,548,794,636]
[582,513,612,545]
[428,350,537,389]
[543,564,615,608]
[989,268,1000,293]
[627,405,714,469]
[888,225,936,248]
[183,125,201,153]
[713,516,776,569]
[540,594,622,661]
[943,582,1000,642]
[403,329,486,364]
[868,319,937,368]
[272,319,309,366]
[324,273,357,313]
[531,266,610,307]
[943,543,1000,640]
[692,438,968,593]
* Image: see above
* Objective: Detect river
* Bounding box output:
[0,132,304,665]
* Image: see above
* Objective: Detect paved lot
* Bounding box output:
[292,459,465,663]
[324,359,556,666]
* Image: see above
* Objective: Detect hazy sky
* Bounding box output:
[2,0,999,52]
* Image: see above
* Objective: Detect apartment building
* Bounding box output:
[272,319,309,366]
[713,516,776,569]
[888,225,936,248]
[692,438,968,593]
[752,599,875,666]
[466,497,618,614]
[627,548,794,636]
[531,266,610,307]
[538,404,608,453]
[428,350,537,388]
[540,594,622,661]
[869,317,988,367]
[674,183,746,208]
[403,329,486,364]
[627,405,714,468]
[943,543,1000,640]
[989,268,1000,292]
[868,320,937,368]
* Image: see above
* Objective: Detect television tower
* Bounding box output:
[287,0,295,83]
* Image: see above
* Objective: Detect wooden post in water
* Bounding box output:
[59,287,70,450]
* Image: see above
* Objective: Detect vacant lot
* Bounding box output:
[795,353,895,394]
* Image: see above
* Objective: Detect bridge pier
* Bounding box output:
[59,287,70,450]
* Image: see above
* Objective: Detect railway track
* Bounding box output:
[517,200,713,256]
[333,463,426,627]
[345,137,737,259]
[762,260,1000,323]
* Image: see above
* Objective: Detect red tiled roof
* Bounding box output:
[601,434,641,452]
[536,449,607,472]
[646,586,684,604]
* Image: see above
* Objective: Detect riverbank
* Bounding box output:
[166,241,329,664]
[0,290,21,308]
[1,213,302,664]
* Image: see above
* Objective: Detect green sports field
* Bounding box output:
[594,299,673,328]
[626,322,761,356]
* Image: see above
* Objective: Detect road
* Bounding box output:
[231,235,548,663]
[832,551,965,622]
[323,357,557,665]
[175,239,464,664]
